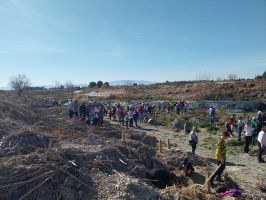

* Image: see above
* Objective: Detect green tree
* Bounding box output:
[255,75,263,80]
[9,74,31,95]
[133,83,137,86]
[255,70,266,80]
[262,70,266,79]
[103,82,110,88]
[89,82,97,88]
[97,81,103,88]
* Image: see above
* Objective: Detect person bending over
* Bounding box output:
[179,158,194,177]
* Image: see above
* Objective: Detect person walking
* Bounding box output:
[189,127,198,154]
[210,131,230,185]
[257,121,266,163]
[226,118,234,137]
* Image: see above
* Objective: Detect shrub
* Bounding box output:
[181,115,190,120]
[199,121,210,128]
[143,96,153,100]
[227,139,245,146]
[206,125,219,134]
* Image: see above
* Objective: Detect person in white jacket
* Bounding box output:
[128,109,134,128]
[244,120,254,155]
[257,121,266,163]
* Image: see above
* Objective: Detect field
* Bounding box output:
[0,81,266,199]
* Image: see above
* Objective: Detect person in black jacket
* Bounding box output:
[145,168,171,189]
[79,103,87,120]
[133,110,139,128]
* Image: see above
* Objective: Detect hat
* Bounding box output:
[258,111,263,115]
[252,117,256,120]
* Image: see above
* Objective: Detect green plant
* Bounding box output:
[227,139,245,146]
[143,96,153,100]
[181,115,190,120]
[199,121,210,128]
[206,125,219,134]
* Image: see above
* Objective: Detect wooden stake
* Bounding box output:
[200,164,221,191]
[121,124,125,140]
[167,138,170,149]
[159,139,162,153]
[205,173,210,192]
[184,123,187,132]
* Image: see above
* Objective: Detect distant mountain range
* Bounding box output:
[108,80,155,86]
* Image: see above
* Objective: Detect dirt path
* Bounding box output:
[110,120,266,196]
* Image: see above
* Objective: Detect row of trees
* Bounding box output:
[8,75,112,95]
[88,81,110,88]
[195,70,266,81]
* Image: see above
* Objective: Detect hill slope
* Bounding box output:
[131,80,266,101]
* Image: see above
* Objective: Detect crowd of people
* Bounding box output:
[65,99,266,187]
[209,105,266,162]
[66,99,188,128]
[204,106,266,186]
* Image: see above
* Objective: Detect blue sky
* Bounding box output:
[0,0,265,87]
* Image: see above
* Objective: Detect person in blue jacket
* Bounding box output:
[179,158,194,177]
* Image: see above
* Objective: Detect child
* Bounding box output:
[119,111,125,126]
[210,131,230,185]
[251,117,258,145]
[189,127,198,154]
[226,118,234,136]
[179,158,194,177]
[125,113,129,129]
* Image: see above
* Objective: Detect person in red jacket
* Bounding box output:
[119,111,126,126]
[167,103,171,113]
[138,106,145,123]
[108,108,113,121]
[226,118,234,136]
